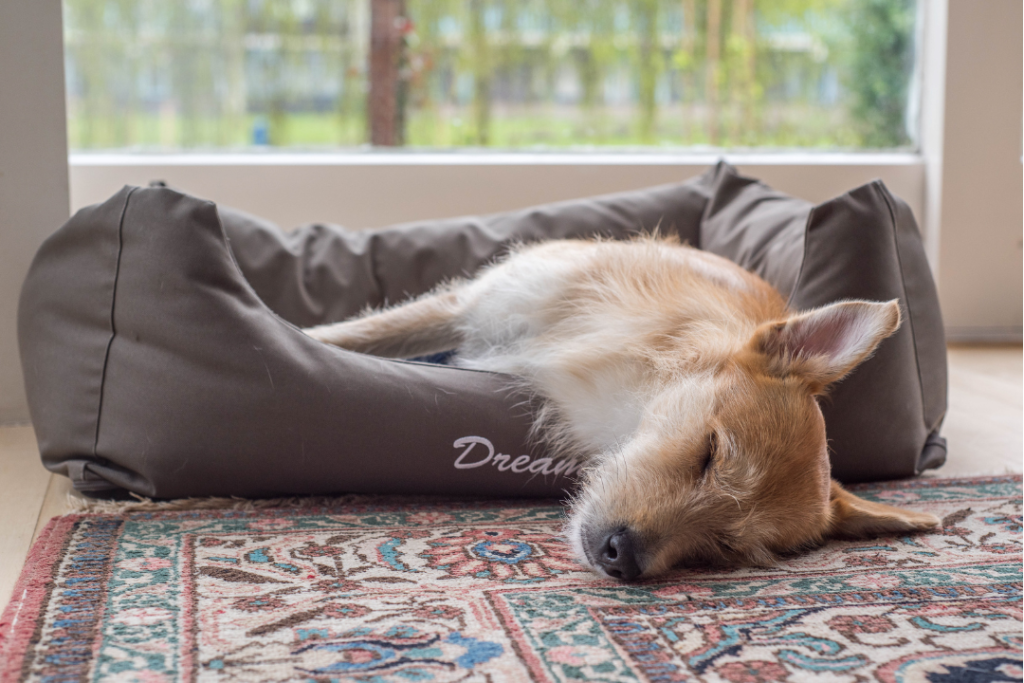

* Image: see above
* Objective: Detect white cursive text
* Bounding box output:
[452,436,583,477]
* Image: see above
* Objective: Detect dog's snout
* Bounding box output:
[592,528,642,581]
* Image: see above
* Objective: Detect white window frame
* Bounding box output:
[65,1,937,237]
[65,1,1022,346]
[1,0,1021,422]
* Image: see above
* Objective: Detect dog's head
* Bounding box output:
[566,299,940,580]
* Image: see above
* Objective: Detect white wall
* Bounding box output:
[0,0,71,424]
[935,0,1023,340]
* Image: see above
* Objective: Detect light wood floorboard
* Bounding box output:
[939,345,1022,476]
[0,425,59,616]
[1,344,1020,614]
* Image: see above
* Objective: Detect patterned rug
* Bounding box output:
[1,476,1020,682]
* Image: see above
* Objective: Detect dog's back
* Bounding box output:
[453,238,789,454]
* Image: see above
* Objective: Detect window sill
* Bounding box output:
[69,150,923,167]
[68,151,926,233]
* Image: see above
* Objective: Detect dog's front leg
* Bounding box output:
[303,288,466,358]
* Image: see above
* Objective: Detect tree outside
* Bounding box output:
[62,0,920,151]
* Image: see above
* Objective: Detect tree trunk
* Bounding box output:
[368,0,406,146]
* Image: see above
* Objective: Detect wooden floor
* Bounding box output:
[1,344,1020,614]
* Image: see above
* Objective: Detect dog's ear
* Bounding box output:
[747,299,901,392]
[827,480,940,538]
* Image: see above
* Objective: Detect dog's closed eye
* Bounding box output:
[698,432,718,477]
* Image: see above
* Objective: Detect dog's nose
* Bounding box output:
[592,528,642,581]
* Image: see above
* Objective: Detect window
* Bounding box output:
[63,0,920,151]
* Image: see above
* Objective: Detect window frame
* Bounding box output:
[69,151,926,230]
[57,0,1023,345]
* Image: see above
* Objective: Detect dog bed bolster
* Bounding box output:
[18,163,946,497]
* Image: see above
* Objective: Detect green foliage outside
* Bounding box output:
[844,0,916,148]
[62,0,919,151]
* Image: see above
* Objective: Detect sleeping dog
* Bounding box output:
[304,237,939,581]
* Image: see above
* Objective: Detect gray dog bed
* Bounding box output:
[18,162,947,498]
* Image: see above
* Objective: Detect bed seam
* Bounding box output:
[876,182,930,465]
[92,186,137,458]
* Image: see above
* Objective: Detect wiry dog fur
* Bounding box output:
[305,236,940,580]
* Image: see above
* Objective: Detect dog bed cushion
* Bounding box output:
[17,162,946,498]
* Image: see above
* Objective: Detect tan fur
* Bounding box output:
[305,237,940,580]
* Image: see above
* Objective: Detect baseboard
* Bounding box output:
[0,405,30,427]
[945,326,1023,344]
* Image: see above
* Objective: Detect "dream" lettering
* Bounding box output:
[452,436,582,478]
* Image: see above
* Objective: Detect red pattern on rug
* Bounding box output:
[0,476,1020,682]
